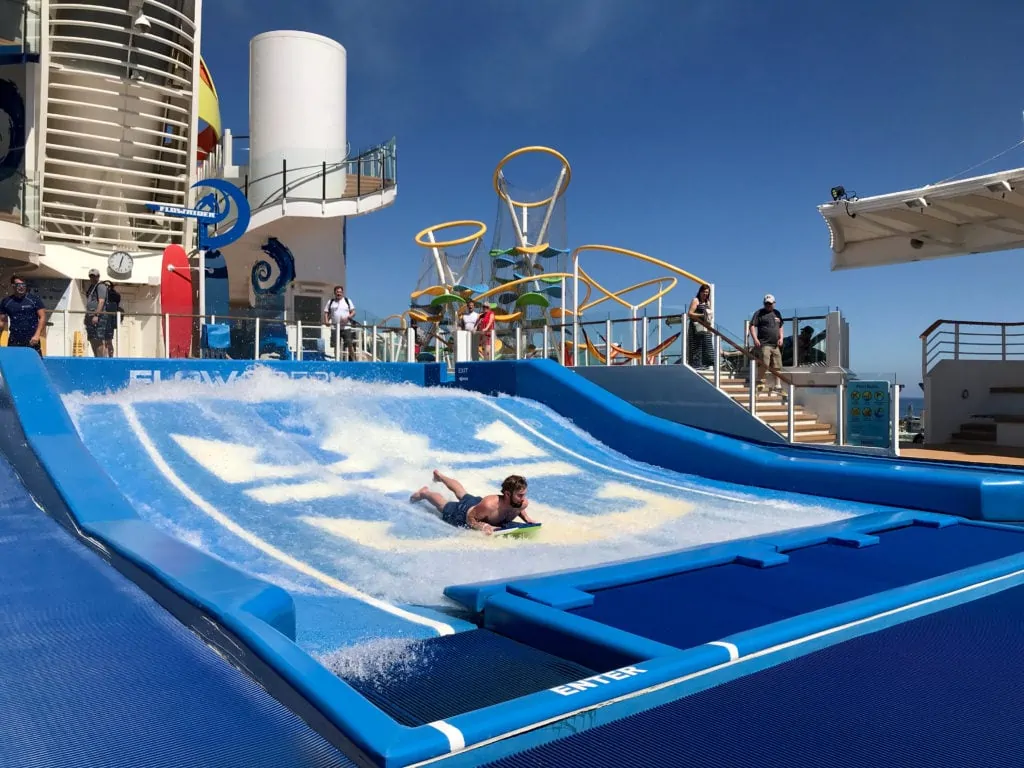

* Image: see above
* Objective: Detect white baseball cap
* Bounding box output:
[763,293,776,304]
[88,268,100,277]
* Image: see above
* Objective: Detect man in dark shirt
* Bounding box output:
[0,275,46,356]
[748,293,784,393]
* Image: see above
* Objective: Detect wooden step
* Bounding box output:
[952,422,996,442]
[344,174,386,198]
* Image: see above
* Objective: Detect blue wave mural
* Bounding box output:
[251,237,296,296]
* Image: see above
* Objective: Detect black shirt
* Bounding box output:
[0,293,44,341]
[751,307,783,346]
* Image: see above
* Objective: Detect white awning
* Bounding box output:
[818,166,1024,270]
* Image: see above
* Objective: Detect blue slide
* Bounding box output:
[3,350,1024,767]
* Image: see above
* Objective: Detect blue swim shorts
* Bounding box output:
[441,494,483,528]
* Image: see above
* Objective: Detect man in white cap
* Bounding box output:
[85,268,112,357]
[748,293,784,394]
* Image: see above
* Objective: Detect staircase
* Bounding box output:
[951,385,1024,446]
[701,372,837,444]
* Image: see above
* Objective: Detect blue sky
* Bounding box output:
[202,0,1024,387]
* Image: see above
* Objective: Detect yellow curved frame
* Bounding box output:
[493,146,572,209]
[578,272,678,313]
[414,220,488,249]
[572,244,708,292]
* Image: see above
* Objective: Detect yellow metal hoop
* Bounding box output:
[571,245,708,290]
[414,220,488,249]
[493,146,572,209]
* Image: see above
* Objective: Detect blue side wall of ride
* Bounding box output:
[450,359,1024,522]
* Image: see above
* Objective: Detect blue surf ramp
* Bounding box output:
[452,360,1024,522]
[8,352,1024,766]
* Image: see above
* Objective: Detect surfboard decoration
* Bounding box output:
[204,248,230,319]
[161,244,192,358]
[493,522,542,540]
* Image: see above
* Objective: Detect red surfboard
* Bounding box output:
[161,244,192,358]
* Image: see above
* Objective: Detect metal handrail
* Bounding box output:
[920,319,1024,381]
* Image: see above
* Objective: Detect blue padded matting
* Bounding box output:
[341,630,595,727]
[484,582,1024,767]
[572,523,1024,648]
[0,457,354,768]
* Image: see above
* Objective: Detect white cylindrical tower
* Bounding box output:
[249,31,347,208]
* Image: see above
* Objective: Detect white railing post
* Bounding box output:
[787,382,795,442]
[406,326,416,362]
[334,322,341,361]
[713,335,721,388]
[626,307,634,366]
[372,325,378,361]
[490,327,496,361]
[836,381,846,445]
[514,327,523,359]
[164,314,170,358]
[114,313,121,358]
[891,381,901,457]
[297,320,303,361]
[542,324,550,360]
[641,316,649,365]
[254,317,260,360]
[605,319,612,366]
[921,331,929,387]
[748,356,758,416]
[680,320,689,368]
[572,258,579,366]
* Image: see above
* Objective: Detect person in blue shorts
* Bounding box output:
[410,470,536,535]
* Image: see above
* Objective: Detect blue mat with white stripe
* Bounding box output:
[483,581,1024,767]
[0,456,353,768]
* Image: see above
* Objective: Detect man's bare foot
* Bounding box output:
[432,469,443,483]
[410,486,429,503]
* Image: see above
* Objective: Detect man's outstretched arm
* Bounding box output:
[465,504,495,534]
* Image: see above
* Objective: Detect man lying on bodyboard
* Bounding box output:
[410,470,539,536]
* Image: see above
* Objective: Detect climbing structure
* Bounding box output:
[482,147,571,344]
[409,220,489,343]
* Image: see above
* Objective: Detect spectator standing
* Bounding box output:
[85,268,113,357]
[0,275,46,355]
[686,283,714,369]
[324,285,358,361]
[748,293,784,394]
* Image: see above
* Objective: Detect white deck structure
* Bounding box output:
[818,166,1024,271]
[819,165,1024,448]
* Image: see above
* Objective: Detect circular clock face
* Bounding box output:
[108,251,134,275]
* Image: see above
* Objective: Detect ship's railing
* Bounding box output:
[920,319,1024,381]
[32,309,414,363]
[197,134,397,211]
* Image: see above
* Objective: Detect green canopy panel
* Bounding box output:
[490,248,516,257]
[515,292,551,309]
[429,293,467,308]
